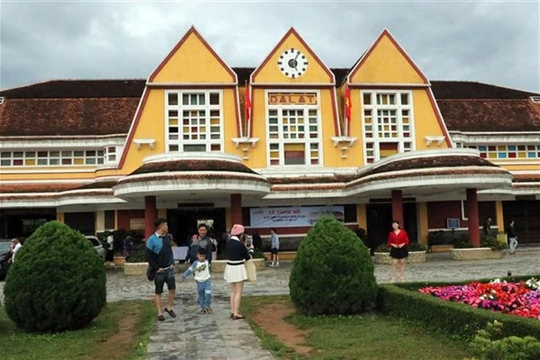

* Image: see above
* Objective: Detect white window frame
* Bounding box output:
[165,89,224,153]
[264,89,323,167]
[0,149,104,167]
[360,90,416,163]
[469,144,540,160]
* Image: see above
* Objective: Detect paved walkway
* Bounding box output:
[1,248,539,359]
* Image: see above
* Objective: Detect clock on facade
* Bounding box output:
[278,48,309,79]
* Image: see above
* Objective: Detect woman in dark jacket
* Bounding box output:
[223,224,251,319]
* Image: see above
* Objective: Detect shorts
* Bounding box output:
[271,248,279,254]
[154,267,176,294]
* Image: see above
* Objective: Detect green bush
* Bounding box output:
[3,221,106,332]
[469,321,540,360]
[481,236,508,251]
[289,215,378,316]
[125,243,146,263]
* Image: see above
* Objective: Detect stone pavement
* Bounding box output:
[145,293,274,360]
[1,248,539,359]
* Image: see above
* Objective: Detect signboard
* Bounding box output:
[268,93,317,105]
[129,218,145,230]
[250,206,344,228]
[447,218,460,229]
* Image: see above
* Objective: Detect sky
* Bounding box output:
[1,0,539,92]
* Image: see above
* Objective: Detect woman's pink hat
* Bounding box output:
[230,224,245,236]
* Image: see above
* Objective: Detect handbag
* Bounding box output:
[245,259,257,282]
[146,266,156,281]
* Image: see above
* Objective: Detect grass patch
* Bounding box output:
[242,296,473,360]
[0,300,156,360]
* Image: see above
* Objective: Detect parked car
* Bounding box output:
[0,249,12,281]
[85,235,106,261]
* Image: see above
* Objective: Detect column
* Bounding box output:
[466,188,480,247]
[391,190,404,226]
[145,196,157,239]
[495,200,505,233]
[417,202,429,246]
[95,211,105,232]
[230,194,242,225]
[56,212,64,223]
[356,204,367,230]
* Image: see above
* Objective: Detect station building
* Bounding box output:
[0,27,538,248]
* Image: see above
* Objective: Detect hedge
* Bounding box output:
[377,275,540,340]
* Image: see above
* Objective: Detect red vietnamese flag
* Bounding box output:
[245,81,251,132]
[345,84,352,122]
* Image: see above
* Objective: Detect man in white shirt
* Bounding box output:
[9,238,22,263]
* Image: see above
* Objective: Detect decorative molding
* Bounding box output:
[133,138,156,150]
[424,136,446,146]
[231,137,259,160]
[331,136,357,159]
[331,136,357,148]
[143,151,242,164]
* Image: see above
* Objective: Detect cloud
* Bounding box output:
[1,1,538,92]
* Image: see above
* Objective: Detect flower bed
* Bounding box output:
[419,278,540,320]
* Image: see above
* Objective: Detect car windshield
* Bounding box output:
[86,237,100,247]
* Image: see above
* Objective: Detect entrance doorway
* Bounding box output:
[365,202,418,253]
[503,200,540,244]
[167,208,226,246]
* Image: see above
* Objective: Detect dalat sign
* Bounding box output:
[268,93,317,105]
[250,206,345,228]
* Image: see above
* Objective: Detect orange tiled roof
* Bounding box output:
[131,159,258,175]
[0,76,538,137]
[438,99,540,132]
[0,97,140,136]
[0,183,83,193]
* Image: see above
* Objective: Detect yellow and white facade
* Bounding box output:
[0,27,538,249]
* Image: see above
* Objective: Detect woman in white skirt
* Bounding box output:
[223,224,251,320]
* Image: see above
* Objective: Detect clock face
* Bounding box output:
[277,48,308,79]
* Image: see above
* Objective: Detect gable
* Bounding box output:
[149,27,236,84]
[349,29,428,84]
[251,28,335,84]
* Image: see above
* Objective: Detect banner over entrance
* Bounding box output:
[250,206,344,228]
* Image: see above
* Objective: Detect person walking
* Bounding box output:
[105,232,115,269]
[123,235,134,260]
[388,220,410,282]
[269,228,280,267]
[252,230,262,252]
[181,248,212,314]
[506,220,518,255]
[483,217,492,238]
[8,238,21,263]
[146,218,177,322]
[187,224,214,265]
[223,224,251,320]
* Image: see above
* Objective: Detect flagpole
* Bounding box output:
[248,82,251,138]
[344,84,348,137]
[244,80,251,138]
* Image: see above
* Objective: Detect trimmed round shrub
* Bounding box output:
[3,221,106,332]
[289,215,378,316]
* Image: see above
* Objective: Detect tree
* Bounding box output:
[289,215,378,315]
[3,221,106,332]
